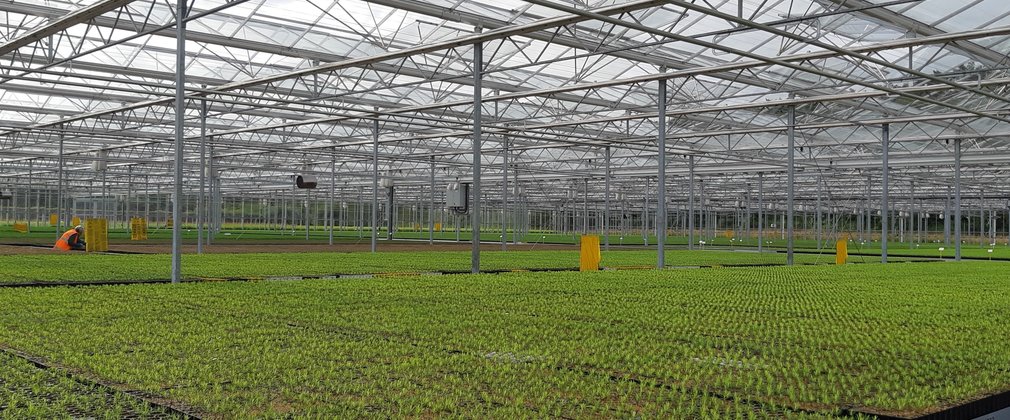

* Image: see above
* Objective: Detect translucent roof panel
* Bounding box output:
[0,0,1009,203]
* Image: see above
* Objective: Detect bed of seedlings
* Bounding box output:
[0,262,1007,418]
[0,350,183,419]
[9,223,1003,258]
[0,249,871,284]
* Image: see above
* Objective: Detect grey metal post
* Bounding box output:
[329,151,335,245]
[980,193,986,247]
[816,174,822,249]
[386,186,393,240]
[144,176,149,224]
[657,78,666,268]
[744,192,750,244]
[583,178,589,235]
[207,145,214,244]
[170,0,186,284]
[688,155,695,250]
[514,166,520,244]
[502,138,508,250]
[430,155,435,245]
[197,98,206,254]
[881,124,890,263]
[604,146,611,251]
[56,127,64,238]
[281,193,288,233]
[101,168,107,221]
[358,186,363,239]
[472,40,483,273]
[337,185,344,235]
[126,167,132,228]
[643,178,649,247]
[371,116,379,253]
[898,208,904,244]
[305,188,310,240]
[955,140,962,261]
[786,106,795,265]
[758,172,763,253]
[944,187,951,247]
[990,208,996,245]
[28,184,32,224]
[910,181,915,249]
[866,175,872,244]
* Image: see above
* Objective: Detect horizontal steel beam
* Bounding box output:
[0,0,136,56]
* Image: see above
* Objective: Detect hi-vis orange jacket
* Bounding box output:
[54,228,80,251]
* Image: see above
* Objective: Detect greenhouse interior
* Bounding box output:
[3,0,1010,418]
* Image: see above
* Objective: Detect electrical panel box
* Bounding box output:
[447,182,469,214]
[93,150,108,172]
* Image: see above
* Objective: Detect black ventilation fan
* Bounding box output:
[295,175,317,189]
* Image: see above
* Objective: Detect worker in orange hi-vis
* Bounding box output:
[54,225,86,251]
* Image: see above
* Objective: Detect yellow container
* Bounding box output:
[835,239,848,265]
[85,218,109,252]
[580,235,601,271]
[130,217,148,240]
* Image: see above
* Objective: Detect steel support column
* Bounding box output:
[305,187,311,241]
[502,138,508,251]
[430,155,435,245]
[688,155,695,250]
[910,181,916,249]
[944,187,951,247]
[471,40,483,274]
[56,127,64,239]
[955,140,962,261]
[386,186,393,240]
[583,178,589,236]
[329,149,335,245]
[197,98,206,254]
[657,78,667,269]
[758,172,763,253]
[786,106,795,265]
[643,179,649,247]
[371,116,379,253]
[604,146,611,251]
[881,124,890,263]
[170,0,186,284]
[816,175,822,249]
[207,152,214,245]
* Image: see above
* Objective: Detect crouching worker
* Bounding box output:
[54,225,86,251]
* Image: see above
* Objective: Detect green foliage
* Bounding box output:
[0,350,181,419]
[0,263,1008,417]
[0,250,869,283]
[7,222,1006,260]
